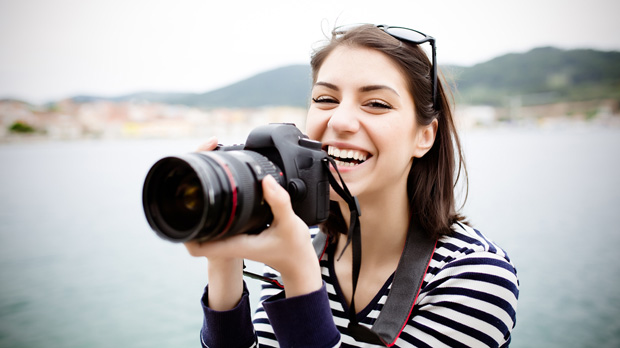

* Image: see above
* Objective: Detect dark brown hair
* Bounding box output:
[311,25,468,240]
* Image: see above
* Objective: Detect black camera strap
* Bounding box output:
[243,157,436,347]
[321,158,373,340]
[309,226,436,346]
[321,157,437,346]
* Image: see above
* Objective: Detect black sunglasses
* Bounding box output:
[333,24,438,110]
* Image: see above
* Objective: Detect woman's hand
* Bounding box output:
[186,174,322,298]
[185,136,322,306]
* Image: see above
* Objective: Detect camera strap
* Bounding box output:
[322,157,437,346]
[243,157,436,347]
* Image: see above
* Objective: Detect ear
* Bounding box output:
[413,118,438,158]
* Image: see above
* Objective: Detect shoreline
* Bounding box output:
[2,116,619,145]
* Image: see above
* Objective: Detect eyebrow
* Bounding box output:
[314,81,339,91]
[314,81,400,97]
[360,85,400,97]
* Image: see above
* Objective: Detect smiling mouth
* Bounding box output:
[326,145,370,167]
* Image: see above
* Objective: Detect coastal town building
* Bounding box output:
[1,98,618,142]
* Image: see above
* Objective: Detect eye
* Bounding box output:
[312,96,339,104]
[365,99,393,109]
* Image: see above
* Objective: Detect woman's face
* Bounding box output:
[306,45,429,201]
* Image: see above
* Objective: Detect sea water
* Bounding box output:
[0,127,618,347]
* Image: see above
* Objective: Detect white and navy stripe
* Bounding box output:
[252,222,518,347]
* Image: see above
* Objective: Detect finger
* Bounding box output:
[261,174,294,221]
[184,240,205,257]
[184,236,249,259]
[196,136,218,151]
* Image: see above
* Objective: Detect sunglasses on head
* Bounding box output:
[333,24,438,110]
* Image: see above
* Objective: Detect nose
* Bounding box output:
[328,101,360,134]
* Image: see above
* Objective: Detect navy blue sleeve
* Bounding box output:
[200,283,257,348]
[262,283,341,347]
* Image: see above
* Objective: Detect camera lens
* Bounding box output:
[142,151,283,242]
[155,159,205,232]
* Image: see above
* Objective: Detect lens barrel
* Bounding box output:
[142,151,283,243]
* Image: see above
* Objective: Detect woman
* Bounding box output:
[185,24,519,347]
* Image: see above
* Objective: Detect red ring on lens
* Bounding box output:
[211,156,237,239]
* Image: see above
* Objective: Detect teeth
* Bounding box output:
[327,145,368,163]
[335,160,356,167]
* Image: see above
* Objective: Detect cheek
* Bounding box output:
[304,111,328,140]
[375,122,418,160]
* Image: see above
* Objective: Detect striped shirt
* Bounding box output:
[200,222,519,347]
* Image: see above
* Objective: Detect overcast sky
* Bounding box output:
[1,0,619,104]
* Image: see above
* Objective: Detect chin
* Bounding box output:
[329,187,345,202]
[328,182,364,203]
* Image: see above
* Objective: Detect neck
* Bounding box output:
[336,188,410,264]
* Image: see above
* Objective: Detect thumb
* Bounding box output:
[262,174,293,220]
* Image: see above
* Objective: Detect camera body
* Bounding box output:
[221,123,330,225]
[142,123,330,243]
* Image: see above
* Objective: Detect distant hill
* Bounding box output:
[450,47,620,106]
[73,65,313,108]
[190,65,312,108]
[70,47,620,108]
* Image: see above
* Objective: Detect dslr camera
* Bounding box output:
[142,123,330,243]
